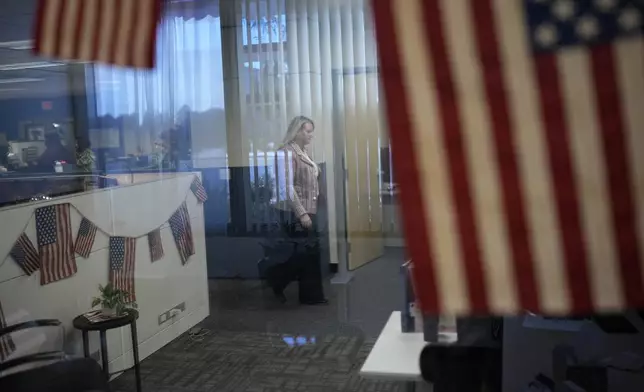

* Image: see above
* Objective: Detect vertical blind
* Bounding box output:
[223,0,386,235]
[227,0,380,159]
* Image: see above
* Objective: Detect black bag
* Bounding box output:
[257,239,297,280]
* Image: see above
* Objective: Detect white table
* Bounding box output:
[360,311,457,391]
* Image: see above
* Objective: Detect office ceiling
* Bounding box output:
[0,0,221,100]
[0,0,72,100]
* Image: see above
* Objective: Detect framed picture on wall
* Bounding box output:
[27,126,45,141]
[19,121,45,142]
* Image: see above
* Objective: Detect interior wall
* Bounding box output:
[219,0,381,266]
[0,173,209,372]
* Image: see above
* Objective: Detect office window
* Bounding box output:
[89,5,226,174]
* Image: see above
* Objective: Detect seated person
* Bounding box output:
[37,133,75,170]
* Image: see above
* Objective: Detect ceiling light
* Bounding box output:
[0,62,67,71]
[0,78,44,84]
[0,40,33,50]
[10,43,33,50]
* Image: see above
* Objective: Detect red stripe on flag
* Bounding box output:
[470,0,539,311]
[53,0,69,56]
[179,206,188,261]
[420,0,488,313]
[115,0,137,66]
[109,0,123,64]
[64,204,74,278]
[128,0,141,67]
[126,238,136,301]
[33,0,48,53]
[183,205,195,255]
[130,238,136,300]
[58,205,65,279]
[534,54,593,313]
[91,0,105,60]
[148,0,161,66]
[372,0,439,313]
[56,205,64,280]
[72,0,87,59]
[589,44,644,306]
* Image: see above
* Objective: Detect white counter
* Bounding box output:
[361,311,457,382]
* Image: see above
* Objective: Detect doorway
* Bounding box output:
[332,67,384,272]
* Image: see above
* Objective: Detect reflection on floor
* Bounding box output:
[111,247,411,392]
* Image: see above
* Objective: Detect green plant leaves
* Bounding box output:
[94,283,136,315]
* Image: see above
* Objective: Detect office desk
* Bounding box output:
[360,311,457,391]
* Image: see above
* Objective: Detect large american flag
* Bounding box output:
[10,233,40,276]
[0,300,16,362]
[34,0,162,68]
[74,217,97,258]
[36,204,77,285]
[373,0,644,315]
[147,228,164,262]
[169,202,195,265]
[109,237,137,302]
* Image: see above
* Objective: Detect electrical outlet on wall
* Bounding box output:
[158,302,186,326]
[158,312,168,326]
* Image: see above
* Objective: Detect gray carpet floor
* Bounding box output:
[110,248,410,392]
[110,329,403,392]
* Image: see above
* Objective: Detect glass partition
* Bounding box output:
[1,1,641,392]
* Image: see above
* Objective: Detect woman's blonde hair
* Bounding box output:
[282,115,314,146]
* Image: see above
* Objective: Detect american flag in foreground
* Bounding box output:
[373,0,644,315]
[10,233,40,276]
[0,300,16,362]
[109,237,137,302]
[190,176,208,203]
[74,217,97,258]
[148,228,164,262]
[34,0,162,68]
[36,204,77,285]
[169,202,195,265]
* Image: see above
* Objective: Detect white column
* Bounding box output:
[220,0,247,168]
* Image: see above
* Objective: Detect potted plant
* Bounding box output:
[91,283,138,317]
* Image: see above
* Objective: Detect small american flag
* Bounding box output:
[147,229,164,262]
[10,233,40,276]
[373,0,644,315]
[36,204,77,285]
[0,300,16,362]
[74,217,97,258]
[190,176,208,203]
[109,237,136,302]
[169,202,194,265]
[34,0,162,69]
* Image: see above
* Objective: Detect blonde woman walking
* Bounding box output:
[269,116,327,305]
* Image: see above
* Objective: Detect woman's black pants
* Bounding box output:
[267,210,325,302]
